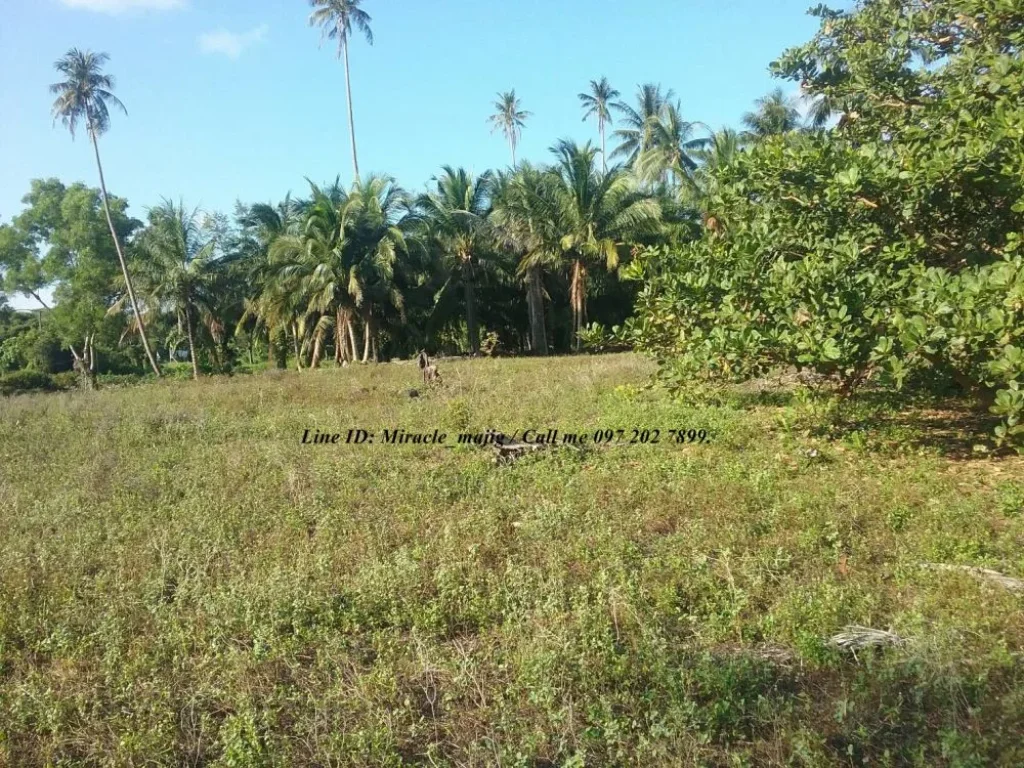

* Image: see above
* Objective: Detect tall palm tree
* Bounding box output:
[611,83,674,166]
[579,77,619,173]
[548,140,663,350]
[742,88,802,138]
[308,0,373,180]
[681,128,748,228]
[491,165,562,355]
[131,201,221,380]
[234,196,301,366]
[635,101,710,188]
[489,90,531,166]
[50,49,162,377]
[269,181,355,368]
[415,166,497,356]
[344,175,411,362]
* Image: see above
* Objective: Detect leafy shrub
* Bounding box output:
[0,370,57,395]
[628,0,1024,446]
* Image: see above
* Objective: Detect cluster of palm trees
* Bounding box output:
[46,0,831,378]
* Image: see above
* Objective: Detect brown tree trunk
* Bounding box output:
[292,324,303,371]
[185,309,199,380]
[88,116,161,378]
[339,309,352,364]
[527,267,548,356]
[570,259,587,352]
[465,273,480,356]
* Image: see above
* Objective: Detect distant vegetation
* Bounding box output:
[2,0,1022,451]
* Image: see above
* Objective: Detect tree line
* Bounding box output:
[1,0,830,386]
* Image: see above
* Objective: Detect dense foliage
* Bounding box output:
[629,0,1024,446]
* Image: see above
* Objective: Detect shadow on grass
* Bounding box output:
[730,384,1002,460]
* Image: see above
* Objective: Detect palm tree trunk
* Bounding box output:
[571,260,587,352]
[88,121,161,378]
[292,324,303,371]
[342,39,360,181]
[362,312,371,363]
[339,309,352,364]
[600,117,607,174]
[347,315,359,362]
[510,140,516,167]
[527,267,548,356]
[185,309,199,380]
[311,328,324,369]
[465,275,480,356]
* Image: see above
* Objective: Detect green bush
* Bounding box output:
[628,0,1024,446]
[0,370,57,396]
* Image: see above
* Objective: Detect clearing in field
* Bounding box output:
[1,354,1023,766]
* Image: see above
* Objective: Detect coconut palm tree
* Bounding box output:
[131,201,221,380]
[268,181,355,368]
[635,101,710,188]
[50,49,162,377]
[414,166,498,356]
[491,165,562,355]
[489,90,531,166]
[548,140,663,350]
[308,0,373,180]
[611,83,674,166]
[579,77,620,173]
[742,88,802,138]
[681,128,749,230]
[344,175,412,361]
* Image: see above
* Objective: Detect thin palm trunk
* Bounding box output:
[362,311,371,363]
[510,140,516,167]
[184,308,199,380]
[292,323,303,371]
[526,267,548,356]
[347,315,359,362]
[570,259,587,352]
[342,39,360,180]
[339,309,352,364]
[600,117,607,174]
[465,269,479,356]
[89,119,161,377]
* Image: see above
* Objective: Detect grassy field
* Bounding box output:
[1,354,1023,766]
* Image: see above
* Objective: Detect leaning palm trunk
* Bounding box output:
[342,40,360,180]
[570,259,587,351]
[185,309,199,380]
[526,267,548,356]
[310,328,325,369]
[88,115,161,378]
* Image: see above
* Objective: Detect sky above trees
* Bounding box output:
[1,0,836,311]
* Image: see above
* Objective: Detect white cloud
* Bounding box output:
[198,25,269,59]
[60,0,186,13]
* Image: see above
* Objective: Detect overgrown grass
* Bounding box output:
[1,354,1022,766]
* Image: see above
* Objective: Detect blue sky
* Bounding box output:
[2,0,836,307]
